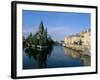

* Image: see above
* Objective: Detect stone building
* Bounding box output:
[82,29,91,47]
[64,34,81,45]
[64,29,91,52]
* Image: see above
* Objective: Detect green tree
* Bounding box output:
[79,39,82,45]
[24,21,53,48]
[26,33,33,46]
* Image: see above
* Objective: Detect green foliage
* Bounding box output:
[79,39,82,45]
[23,21,53,48]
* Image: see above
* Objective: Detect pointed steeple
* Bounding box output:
[39,20,44,32]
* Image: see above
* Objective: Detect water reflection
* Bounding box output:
[23,45,91,69]
[63,47,81,59]
[80,54,91,66]
[63,47,91,66]
[24,46,53,68]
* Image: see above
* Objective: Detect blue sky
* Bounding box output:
[22,10,90,41]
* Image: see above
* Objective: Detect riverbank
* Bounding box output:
[62,44,90,56]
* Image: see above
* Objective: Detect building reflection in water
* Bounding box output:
[63,47,91,66]
[24,46,53,68]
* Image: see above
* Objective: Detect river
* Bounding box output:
[23,44,90,69]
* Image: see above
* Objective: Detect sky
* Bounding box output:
[22,10,90,41]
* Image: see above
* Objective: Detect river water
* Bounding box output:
[23,44,90,69]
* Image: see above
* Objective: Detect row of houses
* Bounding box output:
[64,29,91,52]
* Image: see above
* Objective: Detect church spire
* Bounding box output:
[39,20,44,32]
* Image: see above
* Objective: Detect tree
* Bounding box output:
[24,21,53,48]
[26,33,33,46]
[23,36,26,48]
[79,39,82,45]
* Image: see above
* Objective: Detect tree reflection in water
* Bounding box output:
[25,45,53,68]
[63,47,91,66]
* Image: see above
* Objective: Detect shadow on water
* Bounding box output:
[24,45,53,68]
[23,44,91,69]
[63,47,91,66]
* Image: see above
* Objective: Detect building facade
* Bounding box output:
[64,29,91,52]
